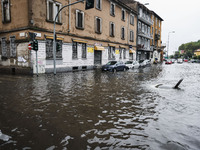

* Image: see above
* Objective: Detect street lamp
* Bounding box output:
[167,31,175,58]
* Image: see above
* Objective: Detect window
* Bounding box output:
[10,36,16,58]
[82,43,87,59]
[46,39,62,59]
[47,0,62,23]
[95,17,102,34]
[138,37,141,44]
[76,10,84,29]
[123,48,126,59]
[72,42,78,59]
[108,46,115,59]
[110,22,115,37]
[130,30,134,42]
[72,42,87,59]
[96,0,102,10]
[119,48,122,59]
[138,22,141,32]
[1,0,11,23]
[1,38,7,58]
[110,2,115,16]
[129,53,133,60]
[121,27,125,40]
[130,14,134,25]
[122,9,125,21]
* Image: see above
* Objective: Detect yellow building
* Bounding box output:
[194,49,200,56]
[151,11,164,62]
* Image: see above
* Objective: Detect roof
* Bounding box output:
[115,0,138,14]
[151,11,164,21]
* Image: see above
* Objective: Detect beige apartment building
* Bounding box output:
[0,0,137,74]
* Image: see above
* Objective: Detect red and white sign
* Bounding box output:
[28,43,32,50]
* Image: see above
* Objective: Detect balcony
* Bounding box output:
[138,30,153,39]
[155,34,160,41]
[138,14,153,26]
[137,44,152,51]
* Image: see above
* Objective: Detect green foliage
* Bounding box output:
[176,40,200,59]
[178,40,200,52]
[198,55,200,60]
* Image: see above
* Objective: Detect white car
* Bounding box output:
[125,60,140,69]
[139,59,151,67]
[177,59,183,63]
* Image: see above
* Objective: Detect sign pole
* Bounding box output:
[53,0,85,75]
[36,50,38,76]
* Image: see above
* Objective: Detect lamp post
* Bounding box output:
[53,0,85,75]
[167,31,175,58]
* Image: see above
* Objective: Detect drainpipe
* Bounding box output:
[136,4,139,61]
[68,0,71,32]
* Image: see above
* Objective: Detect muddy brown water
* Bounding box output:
[0,63,200,150]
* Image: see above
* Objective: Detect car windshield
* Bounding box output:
[139,60,144,63]
[125,61,132,64]
[106,61,117,65]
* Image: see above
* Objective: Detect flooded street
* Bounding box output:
[0,63,200,150]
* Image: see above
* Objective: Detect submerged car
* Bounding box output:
[139,59,151,67]
[101,61,129,72]
[125,60,140,69]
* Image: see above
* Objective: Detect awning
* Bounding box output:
[94,46,105,51]
[72,38,88,43]
[108,43,117,47]
[45,35,64,41]
[119,45,127,49]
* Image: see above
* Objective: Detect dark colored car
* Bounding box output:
[101,61,129,72]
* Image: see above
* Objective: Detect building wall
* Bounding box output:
[151,12,163,62]
[0,0,29,31]
[0,0,138,74]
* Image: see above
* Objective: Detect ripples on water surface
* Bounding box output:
[0,63,200,150]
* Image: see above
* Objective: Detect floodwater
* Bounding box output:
[0,63,200,150]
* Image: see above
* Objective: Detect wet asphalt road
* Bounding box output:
[0,62,200,150]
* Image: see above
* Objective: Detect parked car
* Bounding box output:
[184,59,188,62]
[165,59,172,64]
[139,59,151,67]
[196,59,200,63]
[177,59,183,63]
[101,61,129,72]
[125,60,140,69]
[171,59,176,63]
[190,59,196,63]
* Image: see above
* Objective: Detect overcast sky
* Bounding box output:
[137,0,200,55]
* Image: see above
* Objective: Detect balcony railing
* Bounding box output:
[138,30,153,39]
[138,14,153,26]
[137,44,152,51]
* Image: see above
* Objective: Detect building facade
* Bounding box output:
[151,11,164,63]
[0,0,137,74]
[136,3,153,61]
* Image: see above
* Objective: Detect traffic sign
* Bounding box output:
[28,42,32,50]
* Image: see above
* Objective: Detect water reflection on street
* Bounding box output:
[0,63,200,150]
